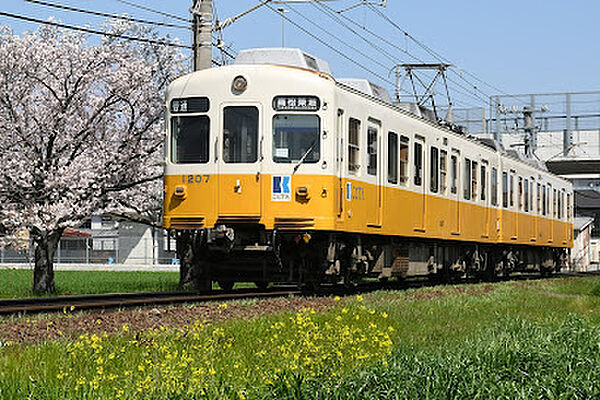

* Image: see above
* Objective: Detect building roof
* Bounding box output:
[574,216,594,232]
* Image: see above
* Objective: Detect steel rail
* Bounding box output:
[0,288,300,316]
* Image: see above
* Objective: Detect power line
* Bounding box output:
[114,0,189,23]
[24,0,190,30]
[0,11,190,48]
[264,3,396,88]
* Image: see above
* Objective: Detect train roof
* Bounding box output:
[234,48,332,75]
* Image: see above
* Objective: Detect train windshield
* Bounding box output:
[171,116,210,164]
[272,114,320,163]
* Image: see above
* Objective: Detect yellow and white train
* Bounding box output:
[163,48,573,289]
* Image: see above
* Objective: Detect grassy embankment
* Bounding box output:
[1,276,600,399]
[0,269,181,298]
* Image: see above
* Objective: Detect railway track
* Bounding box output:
[0,287,301,316]
[0,270,596,316]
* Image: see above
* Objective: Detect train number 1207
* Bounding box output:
[182,174,210,183]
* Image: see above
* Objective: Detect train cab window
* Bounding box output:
[348,118,361,174]
[367,126,378,176]
[440,150,448,194]
[450,154,458,194]
[387,132,398,184]
[413,141,423,186]
[471,161,478,201]
[502,171,508,208]
[463,158,471,200]
[171,115,210,164]
[524,178,529,212]
[480,164,487,201]
[223,106,258,163]
[491,167,498,206]
[272,114,320,164]
[400,136,409,184]
[430,147,439,193]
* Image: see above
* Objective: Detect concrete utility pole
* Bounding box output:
[191,0,213,71]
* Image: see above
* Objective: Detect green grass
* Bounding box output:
[2,276,600,399]
[0,269,181,298]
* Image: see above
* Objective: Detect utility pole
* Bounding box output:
[191,0,213,71]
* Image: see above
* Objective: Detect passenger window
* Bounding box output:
[471,161,478,201]
[171,115,210,164]
[413,141,423,186]
[440,150,447,194]
[530,179,534,213]
[558,191,563,219]
[430,147,439,193]
[223,106,258,163]
[480,164,487,201]
[348,118,361,174]
[524,178,529,212]
[567,193,572,219]
[553,188,557,218]
[367,126,378,176]
[463,158,472,200]
[400,136,409,184]
[450,154,458,194]
[537,183,541,214]
[518,177,523,211]
[502,171,508,208]
[542,185,547,216]
[510,173,515,208]
[387,132,398,184]
[491,167,498,206]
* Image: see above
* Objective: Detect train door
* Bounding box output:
[336,109,344,221]
[367,119,382,227]
[217,104,262,217]
[413,135,426,232]
[450,149,460,235]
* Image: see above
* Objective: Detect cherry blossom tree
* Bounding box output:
[0,22,186,293]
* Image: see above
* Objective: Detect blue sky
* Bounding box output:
[2,0,599,109]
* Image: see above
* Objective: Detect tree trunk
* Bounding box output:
[31,228,64,294]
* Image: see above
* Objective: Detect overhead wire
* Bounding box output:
[114,0,189,23]
[24,0,190,30]
[263,3,396,88]
[0,11,190,48]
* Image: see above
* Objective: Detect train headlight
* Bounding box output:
[232,75,247,94]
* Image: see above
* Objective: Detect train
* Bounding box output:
[163,48,573,290]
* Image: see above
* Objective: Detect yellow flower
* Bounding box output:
[356,294,364,302]
[333,296,341,302]
[122,324,129,332]
[381,312,388,319]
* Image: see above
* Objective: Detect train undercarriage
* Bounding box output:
[175,224,569,291]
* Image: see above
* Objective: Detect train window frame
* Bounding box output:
[223,106,259,164]
[480,163,487,202]
[471,160,478,201]
[348,118,361,174]
[399,135,409,185]
[387,131,399,184]
[463,158,471,200]
[430,146,439,193]
[524,178,529,212]
[502,171,508,208]
[567,193,572,220]
[518,177,523,211]
[537,182,541,214]
[440,150,448,194]
[530,178,535,213]
[542,184,547,216]
[170,115,210,164]
[413,140,423,187]
[367,125,378,176]
[491,167,498,206]
[272,114,321,164]
[450,152,458,194]
[553,188,557,218]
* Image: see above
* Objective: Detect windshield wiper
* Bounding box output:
[292,139,317,175]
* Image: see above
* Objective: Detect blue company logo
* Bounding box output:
[346,182,352,201]
[272,175,291,201]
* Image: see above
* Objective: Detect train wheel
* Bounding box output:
[254,281,269,290]
[217,280,234,291]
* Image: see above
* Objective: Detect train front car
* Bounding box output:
[163,49,338,289]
